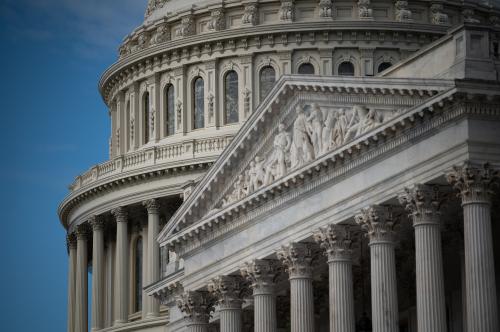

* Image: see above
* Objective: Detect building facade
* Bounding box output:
[58,0,500,331]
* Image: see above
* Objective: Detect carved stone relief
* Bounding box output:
[358,0,373,19]
[279,0,295,22]
[319,0,333,18]
[430,4,449,25]
[242,4,259,26]
[395,0,412,22]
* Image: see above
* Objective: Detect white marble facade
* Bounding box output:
[59,1,500,332]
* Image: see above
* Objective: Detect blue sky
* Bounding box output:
[0,0,147,330]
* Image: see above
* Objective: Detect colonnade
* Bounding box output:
[175,163,499,332]
[66,199,162,332]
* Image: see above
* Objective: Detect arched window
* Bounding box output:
[224,71,239,124]
[193,77,204,129]
[143,92,150,143]
[134,237,143,312]
[298,63,315,75]
[377,62,392,73]
[338,62,355,76]
[165,85,175,136]
[259,66,276,102]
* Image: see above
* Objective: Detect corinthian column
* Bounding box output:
[314,224,355,332]
[277,242,316,332]
[176,291,214,332]
[143,199,160,318]
[90,216,105,331]
[447,162,499,332]
[398,184,447,332]
[241,259,280,332]
[112,207,129,325]
[208,276,245,332]
[67,233,77,332]
[355,205,399,332]
[75,224,89,332]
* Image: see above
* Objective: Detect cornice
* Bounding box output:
[99,21,449,105]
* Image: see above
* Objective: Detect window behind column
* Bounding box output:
[193,77,204,130]
[224,70,239,124]
[259,66,276,103]
[134,236,143,312]
[143,92,150,143]
[165,84,175,136]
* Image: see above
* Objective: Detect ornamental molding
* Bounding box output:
[158,77,500,256]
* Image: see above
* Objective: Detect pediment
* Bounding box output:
[158,75,456,245]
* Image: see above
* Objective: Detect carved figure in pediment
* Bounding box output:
[291,105,315,169]
[358,108,380,135]
[266,123,292,182]
[307,103,324,156]
[248,156,266,193]
[322,111,338,153]
[234,175,247,200]
[332,108,349,147]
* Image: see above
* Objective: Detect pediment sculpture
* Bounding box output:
[220,103,397,208]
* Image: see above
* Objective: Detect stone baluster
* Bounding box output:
[241,259,280,332]
[67,233,77,332]
[75,224,90,332]
[277,242,316,332]
[398,184,447,332]
[90,216,106,331]
[176,291,214,332]
[446,162,499,332]
[208,276,245,332]
[111,207,129,325]
[314,224,355,332]
[355,205,399,332]
[143,199,160,317]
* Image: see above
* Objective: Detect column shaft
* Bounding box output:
[254,292,277,332]
[104,242,115,327]
[329,259,355,332]
[463,203,499,332]
[220,308,242,332]
[290,277,315,332]
[186,325,209,332]
[114,214,129,324]
[91,221,105,331]
[67,237,77,332]
[370,242,398,332]
[141,225,148,318]
[75,230,88,332]
[414,222,447,332]
[146,202,160,317]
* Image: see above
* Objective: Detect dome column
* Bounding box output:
[277,242,316,332]
[447,162,499,332]
[241,259,280,332]
[356,205,399,332]
[143,199,160,318]
[75,224,90,332]
[112,207,129,325]
[66,234,77,332]
[90,216,105,331]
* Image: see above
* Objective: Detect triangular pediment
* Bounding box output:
[158,75,456,245]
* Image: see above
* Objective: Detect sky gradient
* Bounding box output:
[0,1,148,330]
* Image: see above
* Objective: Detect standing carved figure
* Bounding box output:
[307,103,324,156]
[332,108,349,146]
[266,123,292,182]
[248,157,265,193]
[322,111,338,153]
[358,108,379,135]
[291,105,314,169]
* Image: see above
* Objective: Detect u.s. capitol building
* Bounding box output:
[58,0,500,331]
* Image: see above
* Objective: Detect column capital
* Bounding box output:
[66,233,77,250]
[111,206,128,222]
[75,223,90,240]
[355,205,398,244]
[313,224,352,262]
[89,215,106,231]
[277,242,318,279]
[176,291,214,325]
[143,199,160,214]
[241,259,281,295]
[446,162,499,205]
[398,184,442,226]
[208,275,246,310]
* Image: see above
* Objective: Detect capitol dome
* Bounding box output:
[60,1,500,332]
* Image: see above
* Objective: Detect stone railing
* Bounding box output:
[69,135,233,192]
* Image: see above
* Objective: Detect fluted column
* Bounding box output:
[398,184,447,332]
[75,224,89,332]
[90,216,105,331]
[208,276,245,332]
[176,291,214,332]
[67,234,77,332]
[277,242,316,332]
[355,205,399,332]
[143,199,160,318]
[112,207,129,325]
[241,259,280,332]
[447,162,499,332]
[314,224,355,332]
